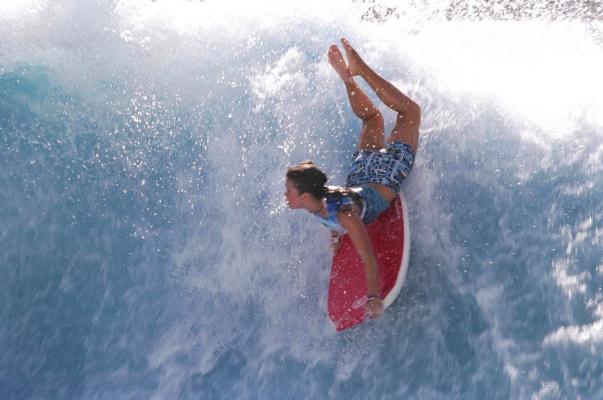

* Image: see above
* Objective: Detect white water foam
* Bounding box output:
[2,1,602,399]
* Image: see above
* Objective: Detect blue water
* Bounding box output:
[1,1,602,399]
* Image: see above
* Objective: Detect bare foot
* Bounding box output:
[328,44,352,82]
[341,38,366,77]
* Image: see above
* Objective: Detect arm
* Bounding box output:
[338,208,383,318]
[330,230,341,253]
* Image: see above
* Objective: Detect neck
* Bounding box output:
[309,199,323,214]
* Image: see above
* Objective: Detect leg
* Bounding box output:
[328,45,384,151]
[342,39,421,155]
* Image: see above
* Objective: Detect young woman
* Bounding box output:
[285,38,421,319]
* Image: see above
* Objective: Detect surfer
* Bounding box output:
[285,38,420,319]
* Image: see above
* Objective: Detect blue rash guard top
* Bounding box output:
[312,186,366,234]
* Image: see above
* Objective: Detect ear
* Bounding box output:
[300,192,318,204]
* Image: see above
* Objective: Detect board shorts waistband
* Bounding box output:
[351,185,391,224]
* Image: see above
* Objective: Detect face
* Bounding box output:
[284,179,305,209]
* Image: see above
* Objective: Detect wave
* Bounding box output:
[1,1,602,399]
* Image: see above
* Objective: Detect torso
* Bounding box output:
[365,183,395,202]
[313,187,364,234]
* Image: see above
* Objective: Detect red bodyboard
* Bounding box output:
[327,192,410,331]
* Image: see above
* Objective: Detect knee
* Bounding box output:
[397,107,420,128]
[366,109,384,125]
[408,101,421,123]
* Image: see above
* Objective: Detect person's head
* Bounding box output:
[285,160,327,209]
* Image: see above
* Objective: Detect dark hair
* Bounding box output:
[286,160,328,199]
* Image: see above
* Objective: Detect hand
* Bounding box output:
[365,297,383,319]
[330,235,341,254]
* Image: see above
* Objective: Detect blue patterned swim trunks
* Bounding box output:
[346,141,414,193]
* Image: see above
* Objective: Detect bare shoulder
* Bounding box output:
[337,205,363,230]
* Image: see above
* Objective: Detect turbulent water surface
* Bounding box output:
[1,1,602,399]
